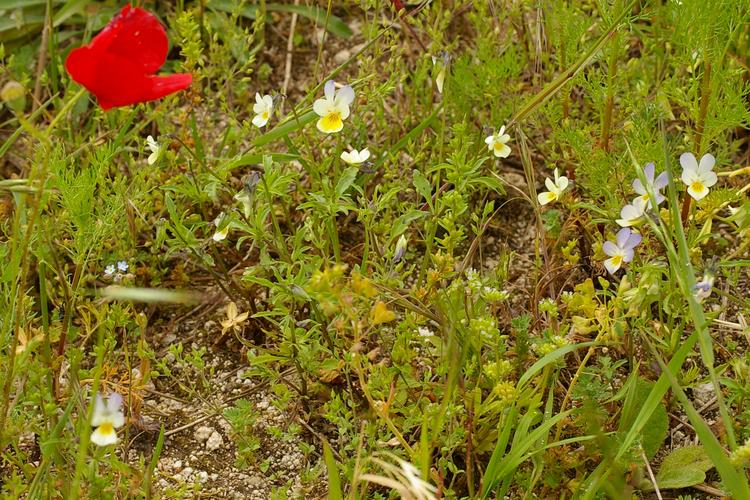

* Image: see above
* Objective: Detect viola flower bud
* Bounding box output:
[1,81,26,113]
[393,234,407,263]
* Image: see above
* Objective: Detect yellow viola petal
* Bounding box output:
[370,300,396,326]
[317,113,343,134]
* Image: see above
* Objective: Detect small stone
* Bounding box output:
[333,49,351,65]
[194,426,214,443]
[206,431,223,451]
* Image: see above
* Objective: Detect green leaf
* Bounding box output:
[618,377,668,459]
[335,167,359,199]
[323,442,343,500]
[653,446,713,490]
[412,169,432,207]
[207,0,352,38]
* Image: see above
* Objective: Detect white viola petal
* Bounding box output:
[324,80,336,101]
[252,114,268,128]
[484,135,495,145]
[556,176,569,192]
[499,134,511,143]
[360,149,370,162]
[604,257,620,275]
[148,152,158,165]
[255,92,263,104]
[91,426,118,447]
[495,144,511,158]
[436,68,445,93]
[313,98,330,117]
[632,178,646,195]
[111,412,126,428]
[544,177,556,192]
[615,228,631,248]
[602,241,619,257]
[654,172,669,190]
[338,103,351,121]
[702,170,718,187]
[681,169,696,186]
[263,95,274,108]
[498,125,506,136]
[680,152,698,172]
[698,153,715,173]
[92,395,107,426]
[335,85,355,106]
[537,191,557,205]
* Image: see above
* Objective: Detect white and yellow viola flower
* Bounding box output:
[313,80,355,134]
[680,152,717,201]
[340,148,370,165]
[537,168,569,205]
[91,392,125,447]
[212,214,230,242]
[484,125,511,158]
[431,53,450,93]
[252,93,274,128]
[616,197,647,227]
[146,135,160,165]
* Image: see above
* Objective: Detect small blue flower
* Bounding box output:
[117,260,129,273]
[104,264,116,277]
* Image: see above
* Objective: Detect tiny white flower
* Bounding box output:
[537,168,569,205]
[104,264,116,277]
[340,148,370,165]
[313,80,355,134]
[91,392,125,447]
[633,162,668,207]
[616,197,648,227]
[484,125,511,158]
[602,228,642,275]
[252,93,274,128]
[680,152,717,201]
[117,260,129,273]
[146,135,160,165]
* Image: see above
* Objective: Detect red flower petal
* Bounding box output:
[65,5,192,110]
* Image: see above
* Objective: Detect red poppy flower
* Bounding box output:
[65,5,192,110]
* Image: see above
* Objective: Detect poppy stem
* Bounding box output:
[46,87,87,137]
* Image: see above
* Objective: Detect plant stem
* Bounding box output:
[681,61,712,223]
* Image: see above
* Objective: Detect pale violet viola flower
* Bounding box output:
[616,197,648,227]
[146,135,160,165]
[91,392,125,447]
[537,168,569,205]
[633,162,668,207]
[252,93,274,128]
[117,260,128,273]
[602,228,642,275]
[340,148,370,165]
[484,125,511,158]
[692,261,717,303]
[313,80,355,134]
[680,152,717,201]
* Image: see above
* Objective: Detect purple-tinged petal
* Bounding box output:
[644,163,655,182]
[622,248,635,263]
[624,231,642,250]
[107,393,123,412]
[324,80,335,101]
[654,171,668,190]
[616,228,631,248]
[632,178,646,195]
